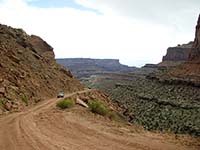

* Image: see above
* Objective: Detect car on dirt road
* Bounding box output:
[57,91,64,98]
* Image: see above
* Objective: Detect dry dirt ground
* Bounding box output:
[0,90,199,150]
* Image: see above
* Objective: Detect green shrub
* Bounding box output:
[0,99,3,107]
[21,95,28,106]
[88,100,109,116]
[56,99,75,109]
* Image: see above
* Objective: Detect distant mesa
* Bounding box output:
[142,42,193,69]
[158,14,200,68]
[142,64,158,68]
[158,14,200,85]
[162,42,193,61]
[56,58,137,78]
[158,42,193,68]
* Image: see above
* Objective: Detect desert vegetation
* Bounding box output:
[88,100,109,116]
[87,100,124,122]
[56,99,75,109]
[21,95,28,106]
[83,69,200,136]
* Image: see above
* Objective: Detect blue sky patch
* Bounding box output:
[27,0,101,14]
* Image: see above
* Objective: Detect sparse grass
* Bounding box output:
[0,99,3,107]
[21,95,28,106]
[56,99,75,109]
[108,111,125,122]
[88,100,109,116]
[88,100,126,123]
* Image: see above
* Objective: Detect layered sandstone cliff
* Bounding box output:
[158,14,200,85]
[56,58,136,78]
[188,14,200,62]
[158,42,193,67]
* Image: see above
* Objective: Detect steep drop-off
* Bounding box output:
[0,24,83,113]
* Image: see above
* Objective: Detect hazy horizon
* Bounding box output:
[0,0,199,67]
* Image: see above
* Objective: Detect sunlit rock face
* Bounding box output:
[0,24,83,112]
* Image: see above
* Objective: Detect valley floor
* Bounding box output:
[0,89,199,150]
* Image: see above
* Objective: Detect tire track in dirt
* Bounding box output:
[0,90,91,150]
[0,89,199,150]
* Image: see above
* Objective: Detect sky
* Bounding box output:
[0,0,199,67]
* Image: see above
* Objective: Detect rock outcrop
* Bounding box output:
[142,64,158,68]
[56,58,136,78]
[163,42,192,61]
[0,24,83,112]
[158,42,193,67]
[162,42,193,61]
[171,15,200,77]
[189,14,200,62]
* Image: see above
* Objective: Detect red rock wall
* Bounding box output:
[188,14,200,62]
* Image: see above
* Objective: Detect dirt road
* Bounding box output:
[0,89,199,150]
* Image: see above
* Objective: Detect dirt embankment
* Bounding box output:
[0,24,83,113]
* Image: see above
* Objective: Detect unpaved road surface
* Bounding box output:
[0,90,199,150]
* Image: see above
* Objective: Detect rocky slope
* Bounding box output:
[0,24,83,113]
[82,69,200,137]
[158,42,192,67]
[56,58,136,78]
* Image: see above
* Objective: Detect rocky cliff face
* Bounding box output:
[56,58,136,78]
[158,42,192,67]
[163,42,192,61]
[156,14,200,85]
[189,14,200,62]
[161,14,200,65]
[0,24,83,113]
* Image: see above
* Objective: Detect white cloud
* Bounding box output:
[0,0,198,67]
[75,0,200,21]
